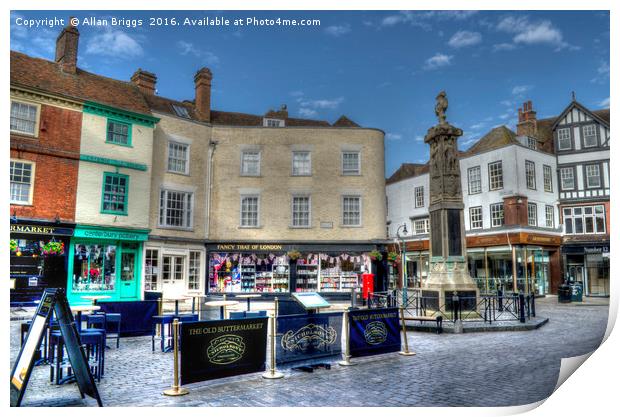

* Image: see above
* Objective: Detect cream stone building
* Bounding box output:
[131,67,388,296]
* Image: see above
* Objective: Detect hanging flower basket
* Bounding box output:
[387,252,399,262]
[287,250,302,261]
[368,250,383,262]
[42,241,65,256]
[10,239,18,253]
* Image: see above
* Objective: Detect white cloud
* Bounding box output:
[512,85,532,96]
[86,29,144,58]
[298,108,318,118]
[299,97,344,109]
[424,53,453,70]
[380,10,477,30]
[415,135,424,143]
[493,43,517,52]
[177,40,219,65]
[325,24,351,37]
[470,122,485,130]
[496,16,578,51]
[448,31,482,48]
[386,133,403,141]
[598,97,610,107]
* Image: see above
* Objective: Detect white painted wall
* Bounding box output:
[386,144,560,238]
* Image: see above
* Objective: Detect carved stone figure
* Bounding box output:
[435,91,448,124]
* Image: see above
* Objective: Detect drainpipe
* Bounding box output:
[206,140,218,239]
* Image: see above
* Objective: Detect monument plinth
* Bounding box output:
[423,91,478,310]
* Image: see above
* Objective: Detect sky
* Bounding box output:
[10,10,610,177]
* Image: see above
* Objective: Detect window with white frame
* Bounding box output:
[583,124,598,147]
[563,205,606,234]
[188,251,202,290]
[468,166,481,194]
[488,161,503,190]
[342,151,361,175]
[342,196,361,226]
[167,142,189,174]
[10,160,34,204]
[469,206,483,229]
[525,160,536,190]
[560,167,575,190]
[159,189,193,228]
[527,137,537,150]
[557,128,571,150]
[292,151,311,176]
[545,205,554,228]
[162,255,184,283]
[144,249,159,291]
[10,101,38,135]
[543,165,553,192]
[414,186,424,208]
[240,195,259,227]
[413,218,429,234]
[292,196,311,227]
[490,203,504,227]
[263,118,284,127]
[585,164,601,188]
[241,151,261,176]
[528,202,537,226]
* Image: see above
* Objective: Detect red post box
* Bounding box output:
[362,273,375,299]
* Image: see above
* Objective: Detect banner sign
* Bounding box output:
[276,312,342,364]
[348,307,401,358]
[180,317,268,385]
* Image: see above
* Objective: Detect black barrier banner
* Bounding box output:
[180,317,268,384]
[348,307,401,357]
[276,312,342,364]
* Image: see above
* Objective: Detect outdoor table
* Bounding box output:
[80,295,111,306]
[234,294,262,311]
[184,293,208,314]
[204,300,239,320]
[163,295,190,316]
[70,305,101,331]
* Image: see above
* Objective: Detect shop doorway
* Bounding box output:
[120,250,138,299]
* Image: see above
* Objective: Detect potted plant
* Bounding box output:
[368,250,383,262]
[42,241,65,256]
[286,250,302,261]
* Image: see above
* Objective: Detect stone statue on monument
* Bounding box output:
[435,90,449,124]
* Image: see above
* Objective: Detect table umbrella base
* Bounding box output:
[399,351,416,356]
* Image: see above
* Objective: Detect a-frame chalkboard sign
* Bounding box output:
[10,288,103,407]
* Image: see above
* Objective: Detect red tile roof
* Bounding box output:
[10,51,151,115]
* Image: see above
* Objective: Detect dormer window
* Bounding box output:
[527,137,537,150]
[264,118,284,127]
[583,124,598,148]
[172,104,191,119]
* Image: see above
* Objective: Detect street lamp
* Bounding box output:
[396,223,408,306]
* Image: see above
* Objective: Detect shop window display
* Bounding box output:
[72,244,116,292]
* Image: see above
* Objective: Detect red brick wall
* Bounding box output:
[10,103,82,222]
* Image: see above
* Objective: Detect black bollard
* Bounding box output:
[531,292,536,317]
[518,292,526,323]
[498,288,504,312]
[452,292,459,322]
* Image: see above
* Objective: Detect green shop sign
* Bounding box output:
[74,226,149,241]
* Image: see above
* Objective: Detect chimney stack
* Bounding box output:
[194,68,213,122]
[55,18,80,74]
[516,100,537,137]
[131,69,157,95]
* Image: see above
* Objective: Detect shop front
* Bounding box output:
[10,220,75,305]
[66,225,149,305]
[562,243,610,297]
[206,242,382,295]
[143,238,206,296]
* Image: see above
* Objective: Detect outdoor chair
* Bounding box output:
[151,315,174,352]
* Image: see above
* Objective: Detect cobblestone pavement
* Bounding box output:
[10,297,610,407]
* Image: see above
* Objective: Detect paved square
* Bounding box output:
[10,297,609,407]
